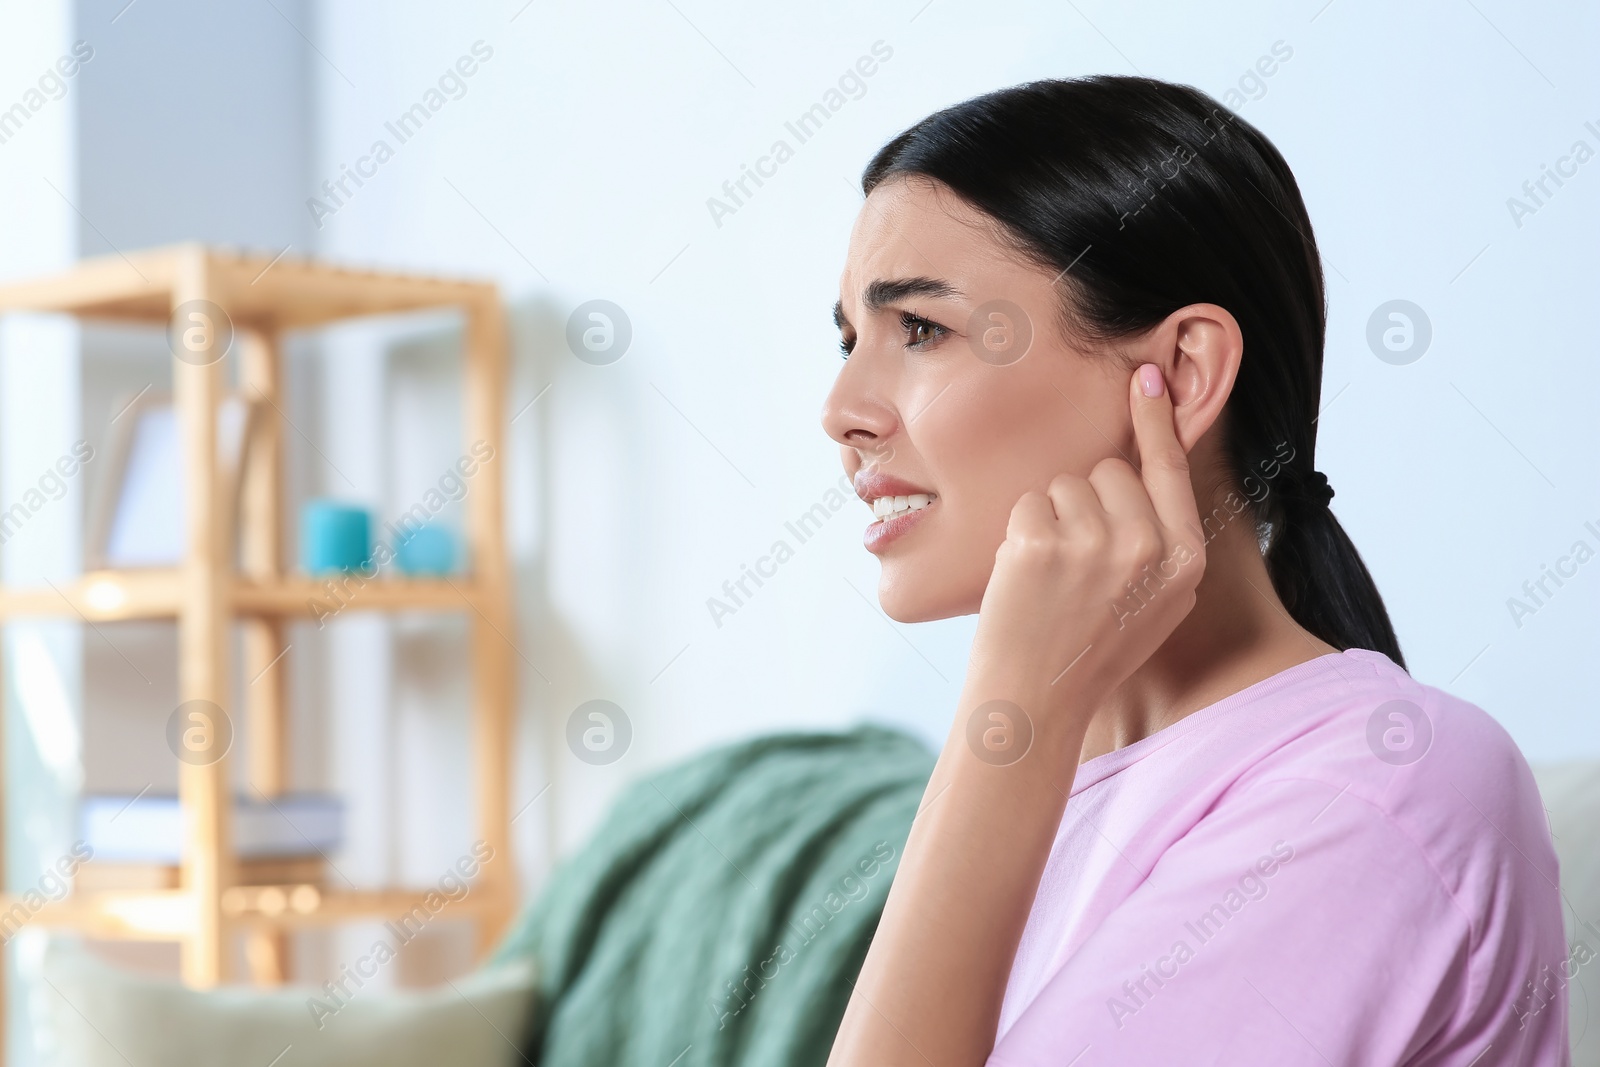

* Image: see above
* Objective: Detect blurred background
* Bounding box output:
[0,0,1596,1062]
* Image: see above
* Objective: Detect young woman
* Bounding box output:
[821,76,1569,1066]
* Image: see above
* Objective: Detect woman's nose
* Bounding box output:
[821,357,900,454]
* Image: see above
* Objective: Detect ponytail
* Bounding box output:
[1266,492,1406,670]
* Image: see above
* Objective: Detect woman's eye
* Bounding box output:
[900,311,947,349]
[838,314,945,360]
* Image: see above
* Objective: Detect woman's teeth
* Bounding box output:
[871,494,935,521]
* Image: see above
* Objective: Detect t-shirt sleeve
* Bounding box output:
[986,774,1562,1067]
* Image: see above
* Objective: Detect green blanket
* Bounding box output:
[491,725,937,1066]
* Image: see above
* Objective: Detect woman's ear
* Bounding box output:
[1160,304,1243,454]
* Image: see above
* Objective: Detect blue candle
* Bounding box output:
[395,522,457,576]
[300,500,372,575]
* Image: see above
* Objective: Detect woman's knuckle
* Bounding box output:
[1090,456,1127,481]
[1073,523,1108,557]
[1047,473,1079,496]
[1124,520,1162,559]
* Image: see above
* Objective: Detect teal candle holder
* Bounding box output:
[395,521,458,577]
[300,500,371,575]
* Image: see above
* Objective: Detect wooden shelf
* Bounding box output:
[0,245,519,1019]
[220,884,501,928]
[0,243,498,331]
[0,569,182,621]
[75,856,326,893]
[234,575,481,616]
[0,569,484,621]
[4,891,194,940]
[6,884,500,940]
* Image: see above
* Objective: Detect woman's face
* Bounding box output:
[822,176,1132,623]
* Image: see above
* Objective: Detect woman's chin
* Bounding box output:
[876,572,979,624]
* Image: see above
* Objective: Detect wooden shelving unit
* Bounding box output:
[0,246,519,1023]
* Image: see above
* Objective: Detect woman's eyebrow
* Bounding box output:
[833,276,963,329]
[864,276,962,310]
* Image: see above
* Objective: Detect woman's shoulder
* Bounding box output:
[999,648,1571,1065]
[1244,646,1559,914]
[1262,647,1543,806]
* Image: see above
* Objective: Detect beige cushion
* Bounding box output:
[1532,761,1600,1067]
[26,935,535,1067]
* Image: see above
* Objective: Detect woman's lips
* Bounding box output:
[853,469,938,556]
[864,499,936,554]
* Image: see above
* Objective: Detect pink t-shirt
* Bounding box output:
[989,647,1570,1066]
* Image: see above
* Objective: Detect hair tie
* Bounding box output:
[1304,469,1334,508]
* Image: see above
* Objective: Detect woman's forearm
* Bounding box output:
[827,667,1098,1067]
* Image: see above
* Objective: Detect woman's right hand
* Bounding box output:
[964,362,1208,757]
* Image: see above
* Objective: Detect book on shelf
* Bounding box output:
[79,793,344,864]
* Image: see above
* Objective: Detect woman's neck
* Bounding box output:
[1078,504,1340,764]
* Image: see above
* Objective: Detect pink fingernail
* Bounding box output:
[1139,364,1165,398]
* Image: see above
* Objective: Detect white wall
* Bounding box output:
[74,0,312,253]
[0,5,86,1062]
[306,0,1600,869]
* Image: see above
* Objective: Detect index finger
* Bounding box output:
[1129,363,1203,536]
